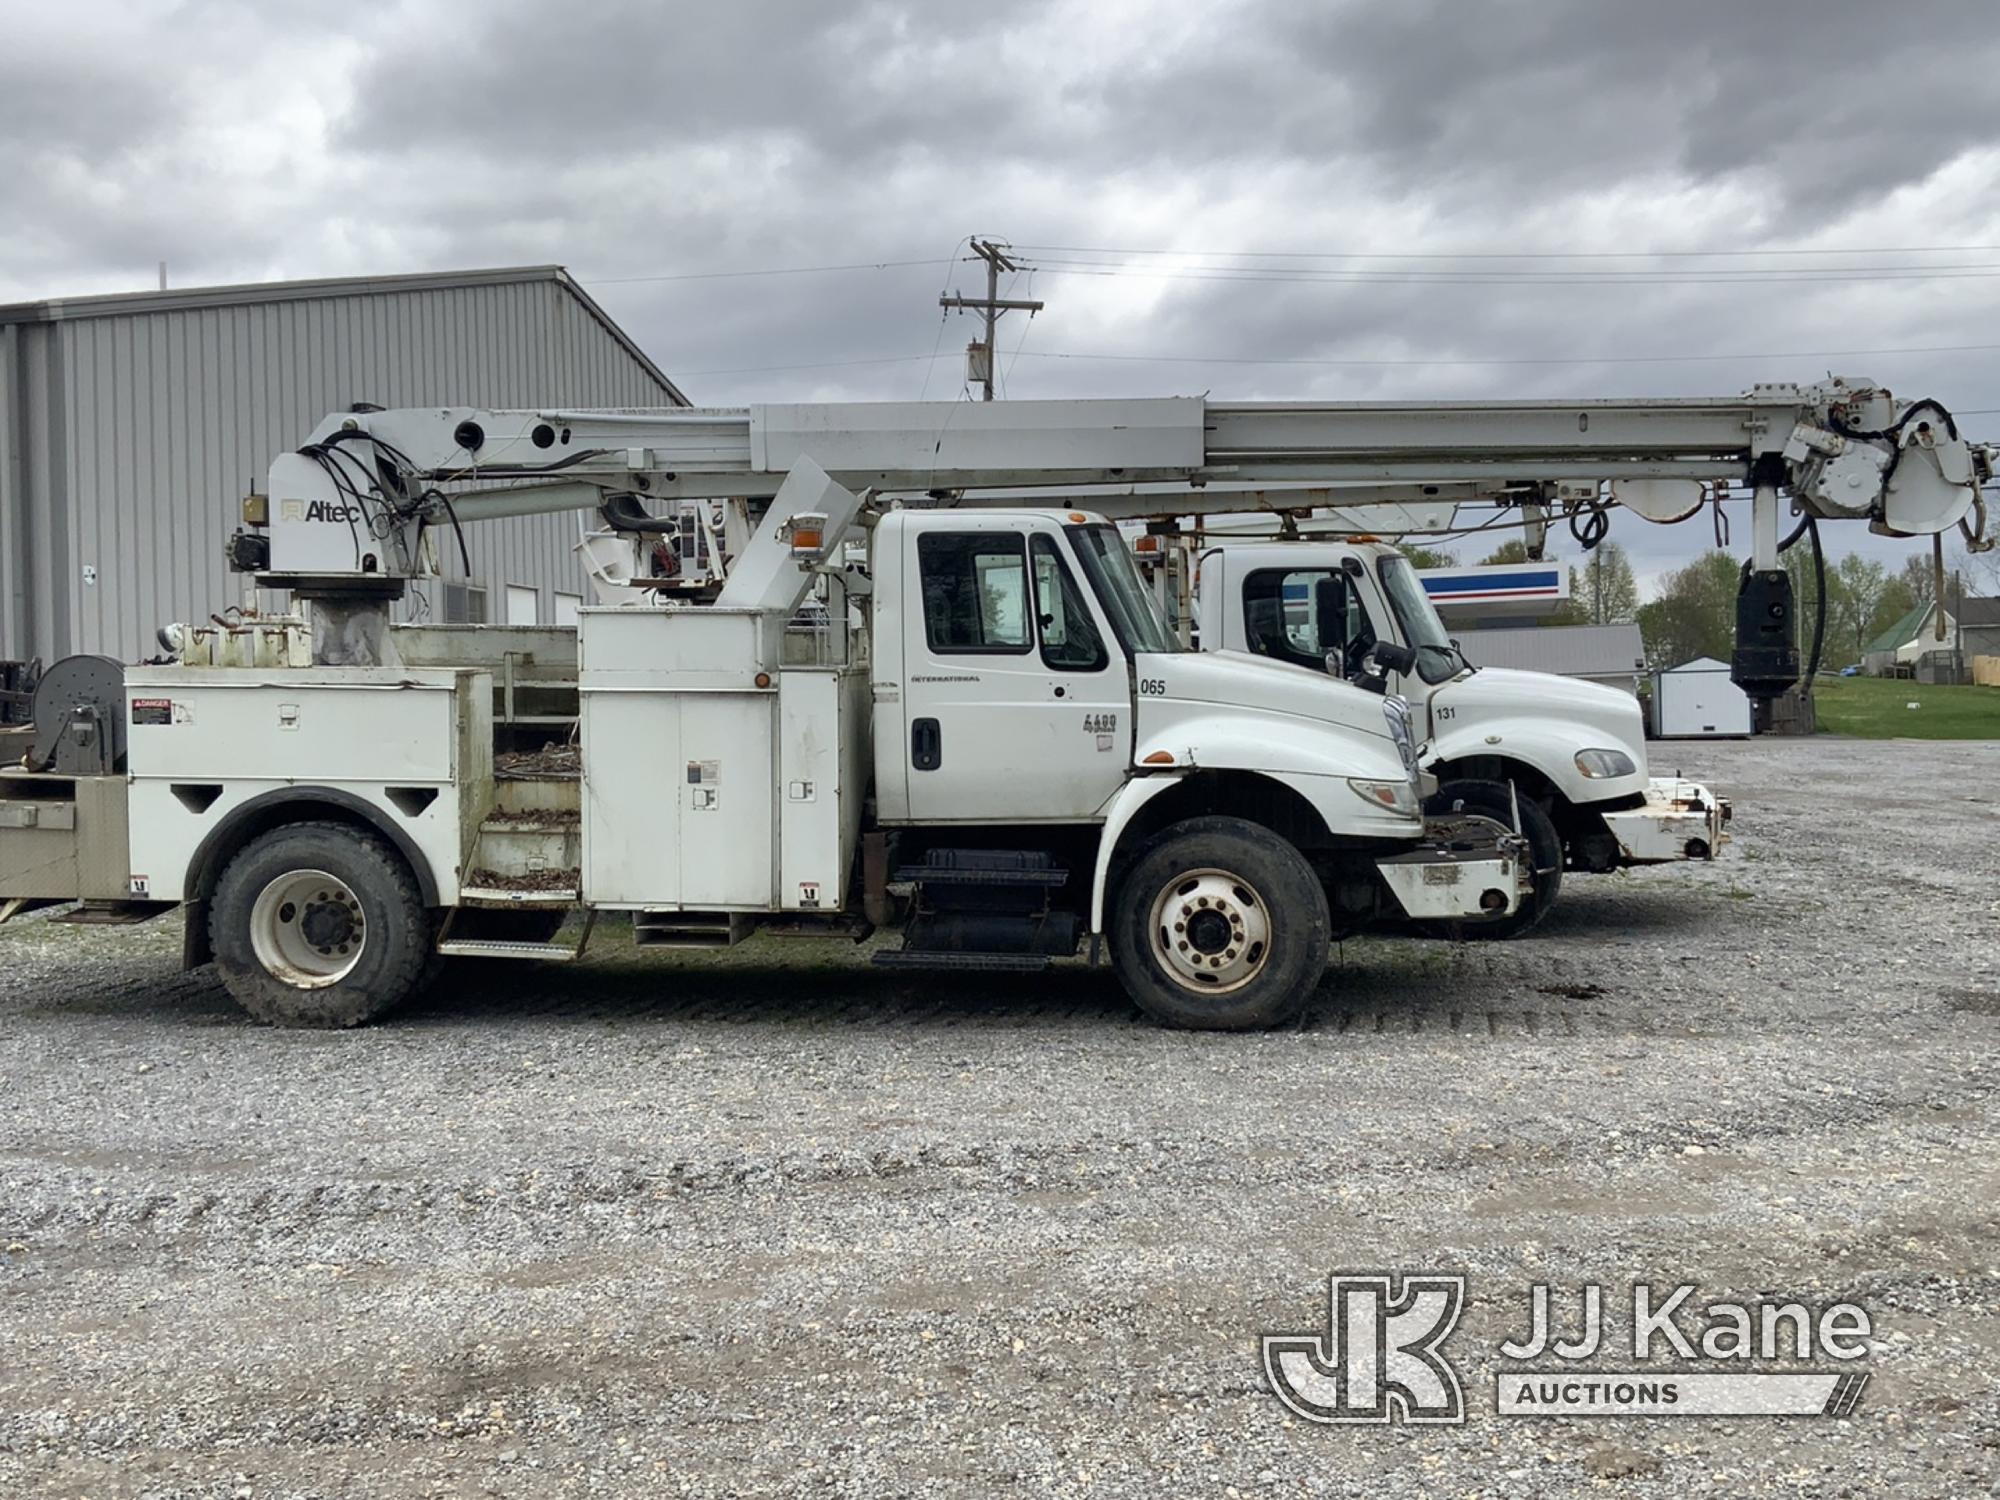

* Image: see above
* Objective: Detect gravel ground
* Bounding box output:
[1,736,1996,1498]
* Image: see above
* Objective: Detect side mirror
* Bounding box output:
[1364,641,1419,679]
[1312,576,1347,664]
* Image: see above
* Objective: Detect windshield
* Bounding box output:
[1376,555,1467,685]
[1066,524,1180,655]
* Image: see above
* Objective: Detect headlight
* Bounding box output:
[1349,777,1421,819]
[1574,748,1638,779]
[1381,694,1417,774]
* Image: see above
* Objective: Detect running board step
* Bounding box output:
[459,885,580,908]
[48,900,177,926]
[872,951,1051,972]
[435,938,581,962]
[633,911,754,948]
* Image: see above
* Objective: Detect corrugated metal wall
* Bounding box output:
[0,274,682,662]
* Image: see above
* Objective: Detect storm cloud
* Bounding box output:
[5,0,1999,581]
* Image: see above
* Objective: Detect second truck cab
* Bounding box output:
[1191,538,1728,934]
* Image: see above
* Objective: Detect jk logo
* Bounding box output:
[1263,1272,1467,1425]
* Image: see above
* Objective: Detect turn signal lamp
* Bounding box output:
[789,512,829,558]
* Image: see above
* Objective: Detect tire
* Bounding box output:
[1422,778,1562,940]
[1109,815,1330,1030]
[209,820,430,1028]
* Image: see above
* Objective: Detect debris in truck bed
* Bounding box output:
[466,866,581,891]
[494,743,581,779]
[482,808,582,828]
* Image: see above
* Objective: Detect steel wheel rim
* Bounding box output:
[249,868,366,988]
[1148,866,1272,995]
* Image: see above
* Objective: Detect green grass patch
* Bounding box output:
[1810,675,2000,739]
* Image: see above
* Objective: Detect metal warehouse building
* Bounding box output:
[0,265,686,664]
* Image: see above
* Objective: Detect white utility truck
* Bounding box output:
[0,382,1989,1030]
[1182,536,1728,935]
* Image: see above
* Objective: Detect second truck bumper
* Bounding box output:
[1599,776,1730,864]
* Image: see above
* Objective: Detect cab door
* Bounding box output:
[899,518,1129,824]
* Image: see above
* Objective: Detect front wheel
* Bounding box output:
[1109,815,1330,1030]
[210,820,430,1027]
[1422,779,1562,939]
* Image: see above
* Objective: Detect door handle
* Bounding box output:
[911,717,941,771]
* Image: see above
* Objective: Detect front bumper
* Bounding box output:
[1375,814,1532,920]
[1600,777,1731,865]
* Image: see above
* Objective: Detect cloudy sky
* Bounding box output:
[6,0,2000,586]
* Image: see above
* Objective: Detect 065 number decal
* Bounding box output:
[1138,678,1168,696]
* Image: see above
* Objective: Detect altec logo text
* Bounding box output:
[278,498,362,524]
[1264,1274,1872,1424]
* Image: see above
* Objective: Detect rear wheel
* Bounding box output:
[1109,816,1330,1030]
[1423,778,1561,939]
[210,821,429,1027]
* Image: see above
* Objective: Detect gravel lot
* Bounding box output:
[1,736,1996,1498]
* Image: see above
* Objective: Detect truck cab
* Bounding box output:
[865,509,1529,1022]
[1192,537,1728,934]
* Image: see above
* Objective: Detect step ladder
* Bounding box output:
[871,848,1075,973]
[435,909,597,963]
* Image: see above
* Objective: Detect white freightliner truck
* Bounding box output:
[0,383,1989,1029]
[1181,534,1728,935]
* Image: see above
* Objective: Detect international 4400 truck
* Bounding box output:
[0,382,1986,1027]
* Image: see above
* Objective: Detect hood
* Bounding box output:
[1141,649,1398,745]
[1433,666,1647,755]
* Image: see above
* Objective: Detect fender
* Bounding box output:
[182,785,446,906]
[1427,713,1647,805]
[1091,711,1422,930]
[1089,774,1185,932]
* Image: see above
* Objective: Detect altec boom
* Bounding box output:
[0,379,1988,1029]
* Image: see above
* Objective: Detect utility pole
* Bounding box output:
[940,239,1044,400]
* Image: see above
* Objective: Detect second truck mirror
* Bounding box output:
[1312,576,1347,671]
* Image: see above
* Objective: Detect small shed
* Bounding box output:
[1651,657,1753,739]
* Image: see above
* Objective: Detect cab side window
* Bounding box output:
[918,532,1031,653]
[1031,535,1109,672]
[1243,567,1371,672]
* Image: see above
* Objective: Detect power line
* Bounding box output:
[565,243,2000,288]
[918,235,971,403]
[1029,252,2000,278]
[678,353,938,377]
[1012,241,2000,261]
[1027,260,2000,289]
[675,339,2000,381]
[1011,341,2000,370]
[585,258,938,285]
